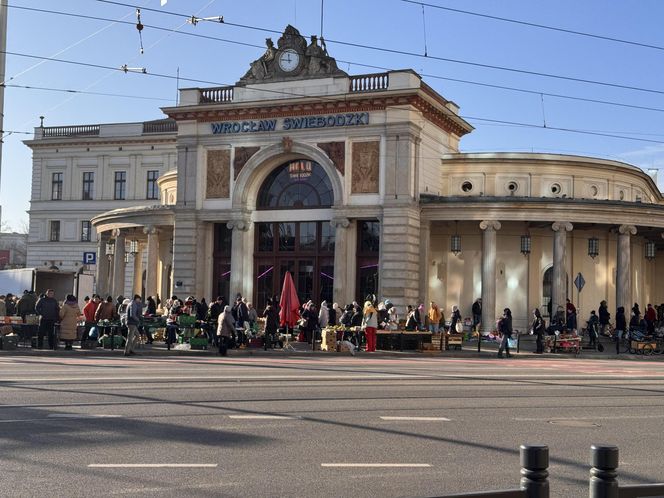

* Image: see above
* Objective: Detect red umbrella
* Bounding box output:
[279,271,300,328]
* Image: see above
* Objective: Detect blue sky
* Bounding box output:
[2,0,664,230]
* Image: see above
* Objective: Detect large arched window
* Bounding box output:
[257,159,333,209]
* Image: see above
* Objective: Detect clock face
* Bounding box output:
[278,49,300,72]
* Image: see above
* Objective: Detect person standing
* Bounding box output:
[497,308,513,358]
[263,299,279,350]
[82,295,101,346]
[17,290,37,321]
[587,310,599,349]
[531,308,546,354]
[36,289,60,349]
[217,305,234,356]
[362,300,378,352]
[428,302,443,333]
[615,306,626,355]
[59,295,81,351]
[5,294,16,316]
[598,300,611,336]
[472,298,482,332]
[318,300,330,330]
[124,295,143,356]
[645,304,657,335]
[450,305,462,334]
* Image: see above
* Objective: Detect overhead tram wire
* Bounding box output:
[3,83,172,102]
[2,48,664,146]
[400,0,664,53]
[11,3,664,105]
[86,0,664,97]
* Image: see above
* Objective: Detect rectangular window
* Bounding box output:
[80,221,92,242]
[278,222,296,252]
[114,171,126,200]
[320,222,335,252]
[51,172,63,200]
[146,170,159,200]
[298,222,316,252]
[257,223,274,252]
[50,221,61,242]
[82,172,94,200]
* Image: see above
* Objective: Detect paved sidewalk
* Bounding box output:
[2,334,661,361]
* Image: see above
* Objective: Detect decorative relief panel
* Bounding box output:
[206,149,231,199]
[351,141,379,194]
[233,146,260,180]
[317,141,345,175]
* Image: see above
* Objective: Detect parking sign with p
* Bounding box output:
[83,252,97,265]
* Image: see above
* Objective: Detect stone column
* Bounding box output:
[551,221,573,316]
[144,226,160,299]
[419,220,431,308]
[95,231,111,298]
[132,244,144,297]
[616,224,636,312]
[228,220,250,299]
[331,218,350,305]
[111,229,126,298]
[480,220,501,334]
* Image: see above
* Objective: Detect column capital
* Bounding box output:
[143,225,159,236]
[618,224,637,236]
[330,218,350,229]
[112,228,126,238]
[479,220,501,231]
[552,221,573,232]
[226,220,250,231]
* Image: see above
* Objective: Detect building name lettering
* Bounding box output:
[211,112,370,135]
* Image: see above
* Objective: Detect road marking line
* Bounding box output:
[380,416,450,421]
[321,463,431,468]
[515,415,664,421]
[88,464,218,468]
[48,414,122,419]
[227,415,299,420]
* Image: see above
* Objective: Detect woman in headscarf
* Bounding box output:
[450,305,462,334]
[262,298,279,350]
[362,301,378,352]
[319,300,330,329]
[59,294,81,351]
[217,305,235,356]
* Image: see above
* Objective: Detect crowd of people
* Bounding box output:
[4,287,664,358]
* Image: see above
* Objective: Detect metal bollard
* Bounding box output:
[590,445,619,498]
[520,444,549,498]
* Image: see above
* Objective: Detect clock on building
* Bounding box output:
[278,48,300,72]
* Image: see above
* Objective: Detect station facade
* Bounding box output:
[25,26,664,330]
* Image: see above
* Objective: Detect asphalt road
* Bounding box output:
[1,352,664,497]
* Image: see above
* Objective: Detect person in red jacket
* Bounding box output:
[81,295,101,346]
[645,303,657,335]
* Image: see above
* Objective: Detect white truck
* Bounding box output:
[0,268,90,303]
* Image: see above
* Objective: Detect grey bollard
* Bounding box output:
[520,444,549,498]
[590,445,619,498]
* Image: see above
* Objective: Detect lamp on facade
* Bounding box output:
[645,240,657,261]
[124,253,131,264]
[128,239,139,255]
[450,235,461,255]
[450,222,461,256]
[105,242,115,260]
[588,237,600,259]
[520,234,531,256]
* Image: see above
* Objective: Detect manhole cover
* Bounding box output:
[548,420,601,428]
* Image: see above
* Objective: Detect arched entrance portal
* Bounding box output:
[253,159,335,310]
[542,266,569,318]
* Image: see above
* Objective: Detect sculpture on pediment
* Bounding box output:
[237,25,346,85]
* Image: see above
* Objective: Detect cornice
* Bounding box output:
[164,93,472,138]
[25,137,177,149]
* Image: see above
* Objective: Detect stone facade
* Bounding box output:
[22,25,664,329]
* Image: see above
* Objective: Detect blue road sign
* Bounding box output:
[83,252,97,265]
[574,273,585,293]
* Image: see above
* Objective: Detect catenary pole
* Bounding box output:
[0,0,8,226]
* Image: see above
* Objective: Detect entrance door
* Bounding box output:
[253,221,334,310]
